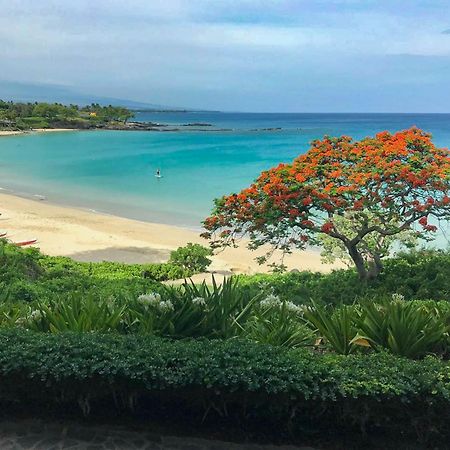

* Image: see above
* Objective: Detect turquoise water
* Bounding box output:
[1,113,450,228]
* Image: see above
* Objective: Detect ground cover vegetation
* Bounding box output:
[0,100,133,130]
[1,241,449,357]
[1,240,450,444]
[0,240,192,303]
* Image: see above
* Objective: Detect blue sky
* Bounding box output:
[1,0,450,112]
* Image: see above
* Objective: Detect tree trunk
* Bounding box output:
[346,244,384,282]
[346,244,369,281]
[367,253,383,280]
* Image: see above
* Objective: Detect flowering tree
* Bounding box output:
[202,128,450,281]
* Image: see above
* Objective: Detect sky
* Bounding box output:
[1,0,450,112]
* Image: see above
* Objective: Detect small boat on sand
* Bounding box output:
[13,238,37,247]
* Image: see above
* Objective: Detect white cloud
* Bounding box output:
[0,0,449,110]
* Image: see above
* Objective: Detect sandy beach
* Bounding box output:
[0,131,24,136]
[0,129,75,137]
[0,192,340,277]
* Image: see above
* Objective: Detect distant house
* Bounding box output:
[89,112,97,117]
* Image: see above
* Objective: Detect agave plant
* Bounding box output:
[126,276,262,339]
[181,276,262,339]
[130,288,205,337]
[353,298,446,358]
[304,302,359,354]
[0,282,11,304]
[352,300,390,350]
[246,299,315,348]
[27,293,127,333]
[0,301,30,328]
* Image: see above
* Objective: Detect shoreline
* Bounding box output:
[0,125,293,136]
[0,129,76,137]
[0,191,341,276]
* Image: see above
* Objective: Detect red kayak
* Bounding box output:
[14,239,37,247]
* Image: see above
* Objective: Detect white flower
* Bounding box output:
[260,293,282,309]
[284,301,304,314]
[29,310,43,321]
[157,300,174,313]
[259,295,303,314]
[138,293,173,313]
[138,292,161,307]
[392,293,405,302]
[192,297,206,307]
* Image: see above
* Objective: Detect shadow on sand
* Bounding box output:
[67,246,171,264]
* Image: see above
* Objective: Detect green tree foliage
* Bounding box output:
[169,243,213,272]
[0,99,134,130]
[81,103,133,122]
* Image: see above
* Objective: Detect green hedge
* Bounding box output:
[0,329,449,443]
[38,255,190,282]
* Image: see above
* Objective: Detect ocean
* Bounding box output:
[1,112,450,229]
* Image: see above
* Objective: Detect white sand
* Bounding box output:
[0,192,341,276]
[0,129,76,137]
[0,131,24,136]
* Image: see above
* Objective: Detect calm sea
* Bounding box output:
[1,113,450,229]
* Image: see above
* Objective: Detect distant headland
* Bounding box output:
[0,100,287,133]
[0,100,234,133]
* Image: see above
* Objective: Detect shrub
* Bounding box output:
[301,298,450,359]
[169,243,212,273]
[246,298,315,348]
[7,280,42,303]
[176,277,262,339]
[0,241,184,303]
[379,249,450,299]
[304,302,359,355]
[238,249,450,304]
[0,240,42,283]
[353,298,447,358]
[29,294,127,333]
[3,277,263,339]
[0,329,450,443]
[39,255,189,282]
